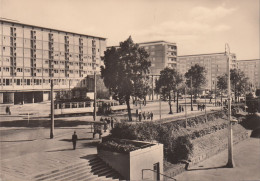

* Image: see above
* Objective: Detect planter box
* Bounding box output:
[97,139,164,180]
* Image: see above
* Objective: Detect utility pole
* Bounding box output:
[226,43,235,168]
[215,81,217,106]
[190,77,193,111]
[93,72,97,121]
[205,89,207,122]
[50,79,54,139]
[185,87,187,127]
[152,75,154,101]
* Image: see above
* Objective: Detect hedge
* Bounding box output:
[109,111,229,163]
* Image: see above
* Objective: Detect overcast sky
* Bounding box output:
[0,0,259,60]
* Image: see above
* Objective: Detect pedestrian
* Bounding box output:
[179,105,181,113]
[107,117,110,128]
[143,111,146,120]
[5,106,9,115]
[182,106,184,112]
[138,112,142,122]
[111,117,114,129]
[136,109,138,118]
[150,112,153,121]
[147,112,150,120]
[72,131,78,150]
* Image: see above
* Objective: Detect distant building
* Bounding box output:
[108,40,177,76]
[0,19,106,104]
[177,52,237,90]
[107,40,177,100]
[237,59,260,89]
[138,41,177,75]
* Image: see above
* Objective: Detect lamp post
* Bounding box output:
[225,43,235,168]
[50,79,54,139]
[185,87,187,127]
[93,72,97,121]
[190,77,193,111]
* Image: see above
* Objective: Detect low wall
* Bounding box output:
[98,140,163,180]
[164,126,250,178]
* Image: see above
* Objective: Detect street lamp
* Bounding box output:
[93,71,97,121]
[50,79,54,139]
[190,77,193,111]
[184,87,187,127]
[225,43,235,168]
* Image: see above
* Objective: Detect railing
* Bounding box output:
[142,169,176,181]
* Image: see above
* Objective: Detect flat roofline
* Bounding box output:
[0,18,106,40]
[138,40,176,45]
[237,59,260,61]
[107,40,176,48]
[178,52,236,57]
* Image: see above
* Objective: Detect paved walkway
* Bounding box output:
[175,138,260,181]
[0,125,100,181]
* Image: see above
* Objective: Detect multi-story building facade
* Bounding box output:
[0,19,106,104]
[138,41,177,75]
[237,59,260,89]
[177,52,237,90]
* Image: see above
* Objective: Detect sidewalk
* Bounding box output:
[174,138,260,181]
[0,125,100,181]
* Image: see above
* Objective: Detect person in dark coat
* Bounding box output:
[150,112,153,121]
[138,112,142,122]
[72,131,78,150]
[111,117,114,129]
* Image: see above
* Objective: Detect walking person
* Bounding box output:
[150,112,153,121]
[138,112,142,122]
[6,106,11,115]
[143,111,146,120]
[72,131,78,150]
[111,117,114,129]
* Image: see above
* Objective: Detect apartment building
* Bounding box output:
[237,59,260,89]
[0,19,106,104]
[177,52,237,90]
[138,41,177,75]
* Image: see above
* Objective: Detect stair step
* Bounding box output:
[35,162,87,180]
[48,164,91,181]
[95,167,114,176]
[70,171,98,181]
[60,170,96,181]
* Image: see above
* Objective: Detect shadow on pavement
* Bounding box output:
[60,138,94,142]
[188,165,226,171]
[80,154,97,160]
[251,128,260,138]
[0,119,93,128]
[0,139,36,142]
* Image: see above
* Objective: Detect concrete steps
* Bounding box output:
[32,155,123,181]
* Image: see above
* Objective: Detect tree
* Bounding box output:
[217,74,228,104]
[230,69,249,102]
[155,67,183,114]
[185,64,207,110]
[101,36,151,121]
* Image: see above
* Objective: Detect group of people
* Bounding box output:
[198,104,206,111]
[137,111,153,122]
[178,105,185,113]
[100,117,115,129]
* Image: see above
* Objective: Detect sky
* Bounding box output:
[0,0,259,60]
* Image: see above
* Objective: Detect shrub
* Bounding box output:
[97,140,138,153]
[109,111,227,163]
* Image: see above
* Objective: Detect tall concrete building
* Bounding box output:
[177,52,237,90]
[0,19,106,104]
[237,59,260,89]
[138,41,177,75]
